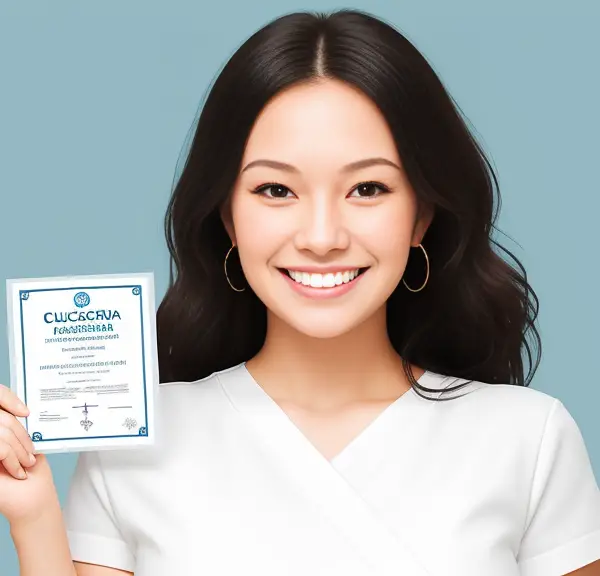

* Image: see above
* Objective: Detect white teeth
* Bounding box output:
[322,273,336,288]
[287,269,362,288]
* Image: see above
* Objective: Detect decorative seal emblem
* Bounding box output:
[74,291,91,308]
[123,417,137,430]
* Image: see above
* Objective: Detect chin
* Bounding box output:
[292,323,356,339]
[274,308,375,340]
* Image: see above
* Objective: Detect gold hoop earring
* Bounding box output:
[224,244,246,292]
[402,243,429,293]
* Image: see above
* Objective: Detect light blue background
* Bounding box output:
[1,1,598,573]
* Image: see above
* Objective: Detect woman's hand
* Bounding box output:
[0,384,58,526]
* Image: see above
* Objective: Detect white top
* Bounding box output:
[63,363,600,576]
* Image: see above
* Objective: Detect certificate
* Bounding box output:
[6,273,158,453]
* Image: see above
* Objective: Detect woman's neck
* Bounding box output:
[245,307,422,411]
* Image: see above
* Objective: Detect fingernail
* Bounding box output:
[18,469,27,479]
[29,453,36,464]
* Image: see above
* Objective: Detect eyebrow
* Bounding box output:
[241,157,402,174]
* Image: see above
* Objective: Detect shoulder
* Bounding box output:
[428,372,561,425]
[90,363,246,472]
[156,361,245,408]
[422,373,572,459]
[419,373,595,494]
[158,361,246,390]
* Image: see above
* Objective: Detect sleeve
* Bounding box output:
[517,399,600,576]
[62,451,136,572]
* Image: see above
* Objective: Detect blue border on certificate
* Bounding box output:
[19,285,149,442]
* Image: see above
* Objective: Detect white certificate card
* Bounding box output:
[6,273,158,453]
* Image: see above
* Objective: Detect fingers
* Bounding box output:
[0,405,37,480]
[0,425,35,480]
[0,450,27,479]
[0,385,36,479]
[0,409,35,455]
[0,384,29,418]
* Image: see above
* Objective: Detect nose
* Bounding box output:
[293,195,350,256]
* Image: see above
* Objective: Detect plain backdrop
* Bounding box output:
[1,1,598,573]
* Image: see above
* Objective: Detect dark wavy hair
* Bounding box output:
[156,8,541,398]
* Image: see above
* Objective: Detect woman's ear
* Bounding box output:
[412,202,434,246]
[219,198,237,245]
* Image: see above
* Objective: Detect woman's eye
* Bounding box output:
[251,181,390,199]
[252,183,294,199]
[348,182,390,198]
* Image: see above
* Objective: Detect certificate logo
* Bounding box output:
[73,291,91,308]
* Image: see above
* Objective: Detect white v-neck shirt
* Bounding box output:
[63,363,600,576]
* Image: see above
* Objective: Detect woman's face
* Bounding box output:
[223,79,432,339]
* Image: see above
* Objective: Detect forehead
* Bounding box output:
[242,80,400,167]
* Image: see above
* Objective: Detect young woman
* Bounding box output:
[1,8,599,576]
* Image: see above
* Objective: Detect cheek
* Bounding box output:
[356,201,416,258]
[230,197,288,272]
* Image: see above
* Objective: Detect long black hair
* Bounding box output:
[157,8,541,398]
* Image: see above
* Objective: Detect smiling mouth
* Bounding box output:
[277,267,369,288]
